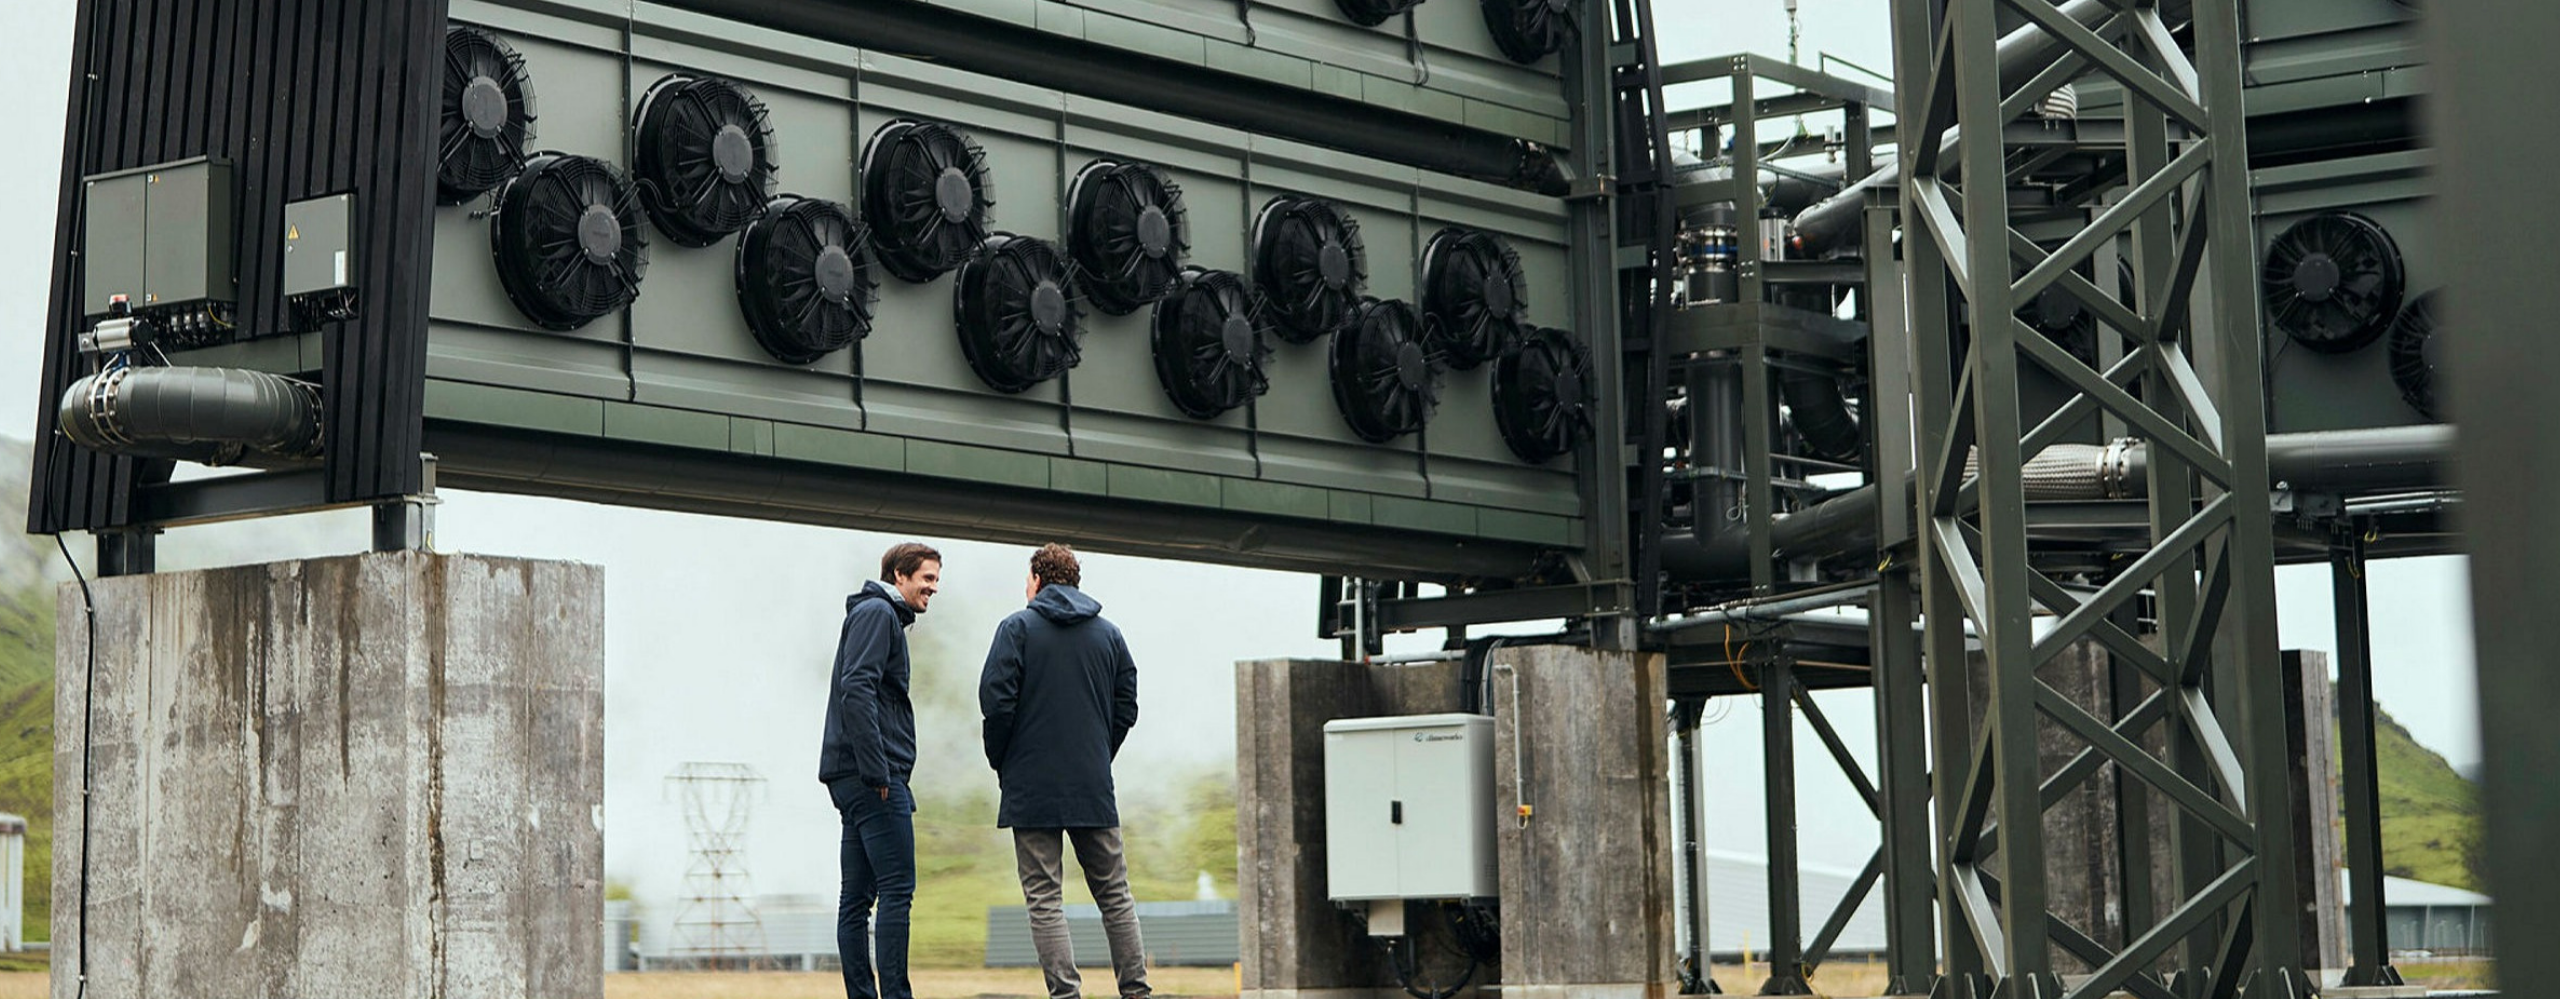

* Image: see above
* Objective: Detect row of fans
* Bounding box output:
[441,27,1591,461]
[2258,211,2445,419]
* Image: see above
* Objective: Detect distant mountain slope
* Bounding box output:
[2372,706,2484,891]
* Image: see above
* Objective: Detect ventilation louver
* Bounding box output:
[955,234,1083,393]
[863,120,994,283]
[2388,290,2443,420]
[736,195,877,365]
[1254,195,1367,344]
[1493,327,1594,463]
[489,152,649,331]
[2262,212,2405,354]
[1329,298,1442,443]
[437,26,538,204]
[1421,227,1528,370]
[634,74,778,248]
[1068,159,1190,316]
[1335,0,1425,25]
[1481,0,1575,63]
[1151,268,1271,420]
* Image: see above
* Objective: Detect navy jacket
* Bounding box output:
[978,584,1138,828]
[818,581,918,791]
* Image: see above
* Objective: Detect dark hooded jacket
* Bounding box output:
[977,584,1138,828]
[818,580,918,794]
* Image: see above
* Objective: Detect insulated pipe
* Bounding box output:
[57,366,321,466]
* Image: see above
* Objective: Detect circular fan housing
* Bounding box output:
[1494,326,1595,463]
[489,152,650,331]
[635,74,779,248]
[955,234,1083,393]
[2387,290,2444,420]
[864,120,995,283]
[1069,159,1191,316]
[1335,0,1425,24]
[1329,298,1443,443]
[1481,0,1574,63]
[1254,196,1368,345]
[736,195,878,365]
[438,26,539,204]
[2262,212,2404,354]
[1152,268,1271,420]
[1421,227,1528,370]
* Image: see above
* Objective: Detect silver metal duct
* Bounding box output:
[58,365,322,466]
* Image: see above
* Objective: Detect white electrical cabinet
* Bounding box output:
[1323,713,1498,902]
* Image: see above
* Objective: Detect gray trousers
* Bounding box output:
[1012,827,1151,999]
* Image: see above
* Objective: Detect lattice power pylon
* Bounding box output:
[666,762,772,971]
[1885,0,2310,995]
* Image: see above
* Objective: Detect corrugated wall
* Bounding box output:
[27,0,445,534]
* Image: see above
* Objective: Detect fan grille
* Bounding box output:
[1070,159,1191,316]
[955,234,1083,393]
[1421,227,1528,371]
[1480,0,1575,63]
[737,195,878,365]
[1329,298,1442,443]
[1152,268,1271,420]
[438,26,538,204]
[1335,0,1425,25]
[636,74,779,247]
[1493,326,1594,463]
[2261,212,2404,354]
[490,152,650,331]
[864,120,994,283]
[2387,290,2443,421]
[1255,196,1368,345]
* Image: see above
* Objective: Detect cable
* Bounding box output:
[57,535,94,1000]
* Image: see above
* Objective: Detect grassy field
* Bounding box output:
[607,965,1239,999]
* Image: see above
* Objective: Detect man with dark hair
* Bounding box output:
[821,541,940,999]
[978,543,1151,999]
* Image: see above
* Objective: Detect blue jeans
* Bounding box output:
[834,778,915,999]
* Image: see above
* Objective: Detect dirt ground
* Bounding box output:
[0,972,40,999]
[605,965,1241,999]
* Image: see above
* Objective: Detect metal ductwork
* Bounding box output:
[58,366,322,466]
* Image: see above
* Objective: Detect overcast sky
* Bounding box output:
[0,0,2480,898]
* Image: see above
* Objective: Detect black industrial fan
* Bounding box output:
[954,234,1083,393]
[2262,211,2405,354]
[1335,0,1424,25]
[1254,196,1367,344]
[864,120,994,283]
[1493,326,1593,463]
[2388,290,2444,420]
[1420,227,1528,370]
[1151,268,1271,419]
[489,152,649,331]
[1329,298,1442,443]
[438,26,538,204]
[2018,257,2135,367]
[736,195,878,365]
[634,74,778,248]
[1068,159,1190,316]
[1480,0,1574,63]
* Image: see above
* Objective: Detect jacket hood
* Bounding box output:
[851,579,918,625]
[1029,583,1102,624]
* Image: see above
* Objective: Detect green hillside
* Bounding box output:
[2369,706,2485,891]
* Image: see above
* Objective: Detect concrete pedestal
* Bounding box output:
[1235,648,1675,998]
[53,552,604,997]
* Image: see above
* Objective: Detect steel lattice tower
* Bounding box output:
[666,762,772,971]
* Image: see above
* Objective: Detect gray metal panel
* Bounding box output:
[141,160,235,309]
[2256,151,2434,433]
[283,194,355,298]
[984,901,1241,967]
[83,173,148,316]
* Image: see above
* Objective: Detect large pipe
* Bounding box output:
[57,366,321,466]
[1661,424,2457,579]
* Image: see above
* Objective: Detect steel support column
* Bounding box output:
[1888,0,2302,993]
[1865,191,1939,996]
[1567,0,1634,648]
[1759,659,1811,996]
[2329,525,2402,987]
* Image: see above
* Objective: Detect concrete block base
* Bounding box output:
[53,551,604,997]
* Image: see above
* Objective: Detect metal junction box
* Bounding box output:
[1323,713,1496,902]
[81,157,236,319]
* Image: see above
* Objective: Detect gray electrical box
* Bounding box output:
[1323,714,1497,903]
[80,157,235,318]
[284,193,354,298]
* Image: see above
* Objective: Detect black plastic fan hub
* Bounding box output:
[936,168,975,223]
[1221,314,1257,362]
[1484,270,1517,315]
[578,206,623,264]
[1031,281,1069,334]
[462,77,508,137]
[2032,288,2084,331]
[814,246,858,301]
[712,125,754,184]
[2291,254,2341,301]
[1553,366,1584,408]
[1138,206,1173,257]
[1395,341,1430,392]
[1319,244,1352,288]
